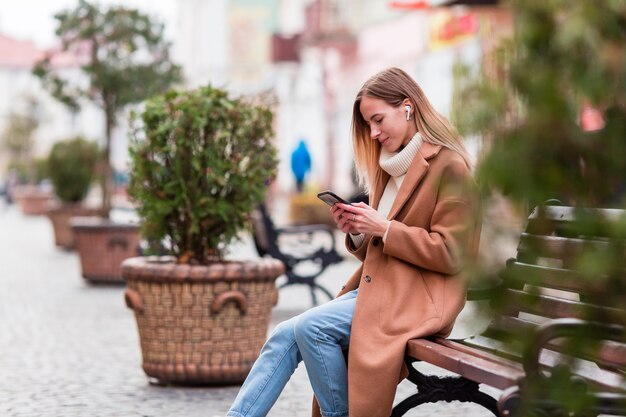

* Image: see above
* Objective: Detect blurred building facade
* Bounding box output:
[270,0,493,194]
[1,0,511,195]
[0,33,129,181]
[173,0,493,194]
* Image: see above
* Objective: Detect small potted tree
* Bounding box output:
[122,85,284,385]
[34,0,182,282]
[46,136,100,249]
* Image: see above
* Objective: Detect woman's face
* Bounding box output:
[359,96,417,152]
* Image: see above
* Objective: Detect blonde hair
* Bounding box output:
[351,67,471,192]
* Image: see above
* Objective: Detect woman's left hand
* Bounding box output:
[337,202,390,237]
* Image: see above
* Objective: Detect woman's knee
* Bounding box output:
[293,312,324,345]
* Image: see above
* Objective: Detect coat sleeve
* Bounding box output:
[345,233,370,262]
[381,161,479,275]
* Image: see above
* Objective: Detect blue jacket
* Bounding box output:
[290,141,311,181]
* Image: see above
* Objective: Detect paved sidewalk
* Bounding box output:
[0,200,500,417]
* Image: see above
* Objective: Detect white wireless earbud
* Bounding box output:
[405,105,411,121]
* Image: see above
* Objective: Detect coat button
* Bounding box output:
[372,238,380,247]
[364,275,371,283]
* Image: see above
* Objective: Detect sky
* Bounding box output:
[0,0,177,48]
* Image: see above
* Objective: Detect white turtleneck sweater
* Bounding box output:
[350,132,423,248]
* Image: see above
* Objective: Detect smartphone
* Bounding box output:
[317,190,349,206]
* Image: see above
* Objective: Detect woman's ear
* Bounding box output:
[402,99,413,121]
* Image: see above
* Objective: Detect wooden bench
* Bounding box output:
[392,204,626,417]
[250,204,343,306]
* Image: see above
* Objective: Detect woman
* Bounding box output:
[226,67,481,417]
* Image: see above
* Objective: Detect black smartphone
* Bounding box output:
[317,190,349,206]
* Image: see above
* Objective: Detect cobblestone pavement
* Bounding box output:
[0,200,502,417]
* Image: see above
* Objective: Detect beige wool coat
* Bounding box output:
[312,142,482,417]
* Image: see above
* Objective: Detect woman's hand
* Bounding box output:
[331,202,390,237]
[330,203,358,234]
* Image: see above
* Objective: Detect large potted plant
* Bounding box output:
[122,85,284,385]
[46,136,100,249]
[34,0,182,282]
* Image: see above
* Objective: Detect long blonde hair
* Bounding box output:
[352,67,471,192]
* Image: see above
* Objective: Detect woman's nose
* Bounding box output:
[370,126,380,139]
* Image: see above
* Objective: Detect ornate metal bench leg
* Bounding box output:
[313,283,334,303]
[308,283,334,306]
[391,356,500,417]
[310,284,319,306]
[276,277,334,306]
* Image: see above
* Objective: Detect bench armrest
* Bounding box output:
[522,318,625,379]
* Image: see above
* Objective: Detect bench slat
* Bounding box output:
[516,234,621,267]
[527,206,626,223]
[505,261,610,296]
[501,289,626,323]
[525,206,626,238]
[474,316,626,372]
[406,338,524,390]
[444,336,522,366]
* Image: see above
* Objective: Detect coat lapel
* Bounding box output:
[386,142,442,220]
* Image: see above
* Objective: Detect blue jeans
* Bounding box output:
[226,289,357,417]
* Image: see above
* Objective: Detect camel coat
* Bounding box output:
[312,142,482,417]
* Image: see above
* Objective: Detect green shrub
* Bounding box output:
[128,85,279,264]
[48,137,99,203]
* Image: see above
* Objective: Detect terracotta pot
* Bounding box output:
[71,217,140,283]
[14,185,55,216]
[47,205,101,249]
[122,256,284,385]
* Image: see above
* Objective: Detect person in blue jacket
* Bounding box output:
[290,139,311,193]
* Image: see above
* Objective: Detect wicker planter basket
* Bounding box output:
[122,256,284,385]
[47,205,101,249]
[71,217,140,283]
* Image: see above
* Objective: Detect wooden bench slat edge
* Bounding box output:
[409,337,626,394]
[502,289,626,323]
[488,317,626,370]
[406,338,523,390]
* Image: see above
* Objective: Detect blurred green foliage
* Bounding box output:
[47,137,99,203]
[460,0,626,208]
[128,85,279,264]
[32,157,50,184]
[1,109,38,184]
[457,1,626,415]
[33,0,182,216]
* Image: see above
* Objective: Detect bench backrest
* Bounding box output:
[484,205,626,372]
[249,204,282,261]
